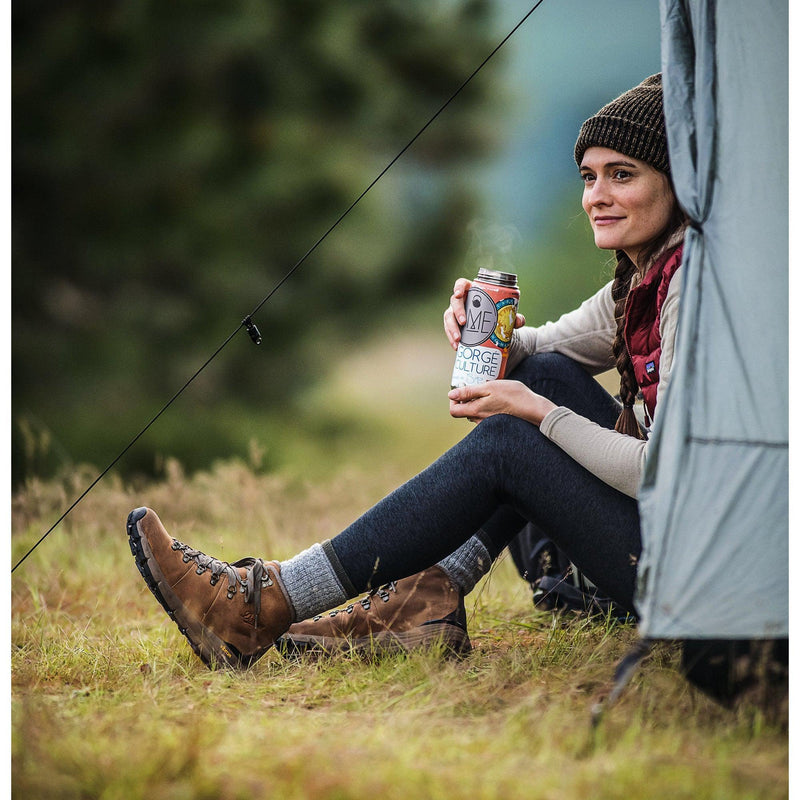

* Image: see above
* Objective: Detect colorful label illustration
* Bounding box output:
[451,287,518,388]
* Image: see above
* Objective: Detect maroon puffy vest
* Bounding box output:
[622,243,683,420]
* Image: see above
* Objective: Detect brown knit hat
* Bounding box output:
[574,73,669,174]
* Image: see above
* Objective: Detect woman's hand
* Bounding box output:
[448,380,556,426]
[443,278,527,350]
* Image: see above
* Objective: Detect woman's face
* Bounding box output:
[579,146,675,267]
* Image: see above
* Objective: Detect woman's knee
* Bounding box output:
[472,412,534,440]
[465,413,541,463]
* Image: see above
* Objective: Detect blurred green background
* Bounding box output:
[12,0,660,485]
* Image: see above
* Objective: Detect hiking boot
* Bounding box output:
[127,507,293,670]
[276,566,471,658]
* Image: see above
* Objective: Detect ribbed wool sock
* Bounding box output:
[436,535,493,595]
[278,540,356,623]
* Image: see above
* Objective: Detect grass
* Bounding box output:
[10,336,788,799]
[11,460,789,800]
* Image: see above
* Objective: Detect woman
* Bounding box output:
[127,74,688,669]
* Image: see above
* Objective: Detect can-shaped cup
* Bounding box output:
[451,268,519,388]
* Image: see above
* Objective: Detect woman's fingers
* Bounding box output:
[448,384,487,419]
[443,307,460,349]
[449,381,554,426]
[444,278,472,348]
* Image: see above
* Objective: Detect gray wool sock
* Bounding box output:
[279,541,354,622]
[437,535,493,595]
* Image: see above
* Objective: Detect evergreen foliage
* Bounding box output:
[13,0,503,481]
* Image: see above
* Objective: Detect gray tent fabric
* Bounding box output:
[636,0,788,639]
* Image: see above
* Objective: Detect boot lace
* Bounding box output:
[170,540,273,629]
[312,581,397,621]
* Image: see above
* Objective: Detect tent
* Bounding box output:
[635,0,788,693]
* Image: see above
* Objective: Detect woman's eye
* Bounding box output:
[613,170,631,180]
[580,173,595,183]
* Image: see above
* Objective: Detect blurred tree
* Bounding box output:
[13,0,506,481]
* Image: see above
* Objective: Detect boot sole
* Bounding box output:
[276,622,471,660]
[127,507,268,671]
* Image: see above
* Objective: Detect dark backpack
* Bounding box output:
[508,523,635,622]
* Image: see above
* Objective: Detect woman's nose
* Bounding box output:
[587,178,612,206]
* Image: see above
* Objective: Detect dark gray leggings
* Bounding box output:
[330,353,642,612]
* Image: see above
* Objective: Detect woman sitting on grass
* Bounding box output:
[128,73,688,669]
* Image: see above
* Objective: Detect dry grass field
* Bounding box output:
[11,457,788,800]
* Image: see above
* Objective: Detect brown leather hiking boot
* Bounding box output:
[276,566,471,658]
[127,507,293,670]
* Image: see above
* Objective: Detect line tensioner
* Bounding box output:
[11,1,546,574]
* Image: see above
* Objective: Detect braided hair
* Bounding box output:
[611,201,687,438]
[610,250,644,438]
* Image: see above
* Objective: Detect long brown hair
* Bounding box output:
[611,197,687,438]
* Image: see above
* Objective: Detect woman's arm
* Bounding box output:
[447,379,644,498]
[445,273,681,499]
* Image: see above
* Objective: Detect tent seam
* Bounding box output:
[687,437,787,448]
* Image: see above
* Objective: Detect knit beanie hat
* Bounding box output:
[574,73,669,174]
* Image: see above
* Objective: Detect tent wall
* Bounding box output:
[636,0,788,638]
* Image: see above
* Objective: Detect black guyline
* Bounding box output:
[11,1,546,575]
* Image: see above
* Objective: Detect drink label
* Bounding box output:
[451,286,518,387]
[451,342,504,386]
[460,287,498,346]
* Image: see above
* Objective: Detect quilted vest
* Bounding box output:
[622,243,683,421]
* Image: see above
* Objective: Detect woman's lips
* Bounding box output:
[593,216,625,226]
